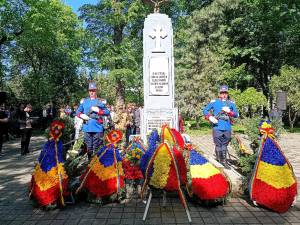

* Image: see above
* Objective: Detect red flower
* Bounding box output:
[106,130,123,144]
[49,121,65,141]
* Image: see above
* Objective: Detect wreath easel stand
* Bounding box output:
[141,144,192,223]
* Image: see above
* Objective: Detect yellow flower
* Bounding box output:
[149,144,172,189]
[261,122,271,129]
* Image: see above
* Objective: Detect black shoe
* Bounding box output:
[216,151,222,163]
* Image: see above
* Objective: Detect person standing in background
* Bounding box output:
[132,105,141,135]
[41,105,48,130]
[0,103,9,155]
[125,104,134,146]
[46,102,56,126]
[178,112,185,133]
[18,104,33,155]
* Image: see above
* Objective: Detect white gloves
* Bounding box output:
[222,106,231,113]
[209,116,218,124]
[91,106,100,113]
[79,114,90,121]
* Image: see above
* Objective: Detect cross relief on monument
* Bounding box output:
[149,24,167,52]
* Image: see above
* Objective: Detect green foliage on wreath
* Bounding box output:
[239,154,257,176]
[126,147,144,164]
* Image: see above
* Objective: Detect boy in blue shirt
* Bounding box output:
[76,82,110,159]
[203,85,239,168]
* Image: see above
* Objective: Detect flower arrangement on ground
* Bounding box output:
[29,121,69,209]
[249,120,297,213]
[122,137,146,200]
[76,130,124,204]
[184,144,230,201]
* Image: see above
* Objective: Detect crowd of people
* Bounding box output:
[0,84,144,157]
[0,83,235,165]
[1,81,230,164]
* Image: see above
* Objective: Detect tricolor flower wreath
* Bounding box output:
[140,126,188,209]
[76,130,124,198]
[29,121,69,207]
[140,129,160,176]
[249,120,297,213]
[258,120,275,136]
[184,145,230,201]
[161,124,185,151]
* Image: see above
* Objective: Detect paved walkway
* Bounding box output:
[0,134,299,225]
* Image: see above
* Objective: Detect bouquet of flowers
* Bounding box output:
[126,147,144,165]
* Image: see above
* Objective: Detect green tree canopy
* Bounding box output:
[229,87,267,118]
[223,0,300,96]
[175,0,300,124]
[5,0,84,108]
[175,0,240,124]
[79,0,149,107]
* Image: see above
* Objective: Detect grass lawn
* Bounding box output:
[185,119,246,135]
[284,126,300,133]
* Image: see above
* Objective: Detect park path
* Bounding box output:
[0,134,299,225]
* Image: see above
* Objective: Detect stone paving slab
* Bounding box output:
[0,135,299,225]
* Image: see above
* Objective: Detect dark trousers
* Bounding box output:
[20,128,32,155]
[125,126,132,147]
[0,131,3,153]
[84,132,104,155]
[213,129,231,153]
[135,126,140,135]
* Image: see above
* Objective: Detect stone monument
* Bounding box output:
[141,5,178,143]
[141,6,191,224]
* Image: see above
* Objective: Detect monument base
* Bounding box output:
[141,108,178,144]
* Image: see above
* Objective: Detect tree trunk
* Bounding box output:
[288,106,298,132]
[195,116,200,129]
[116,78,125,108]
[113,24,125,107]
